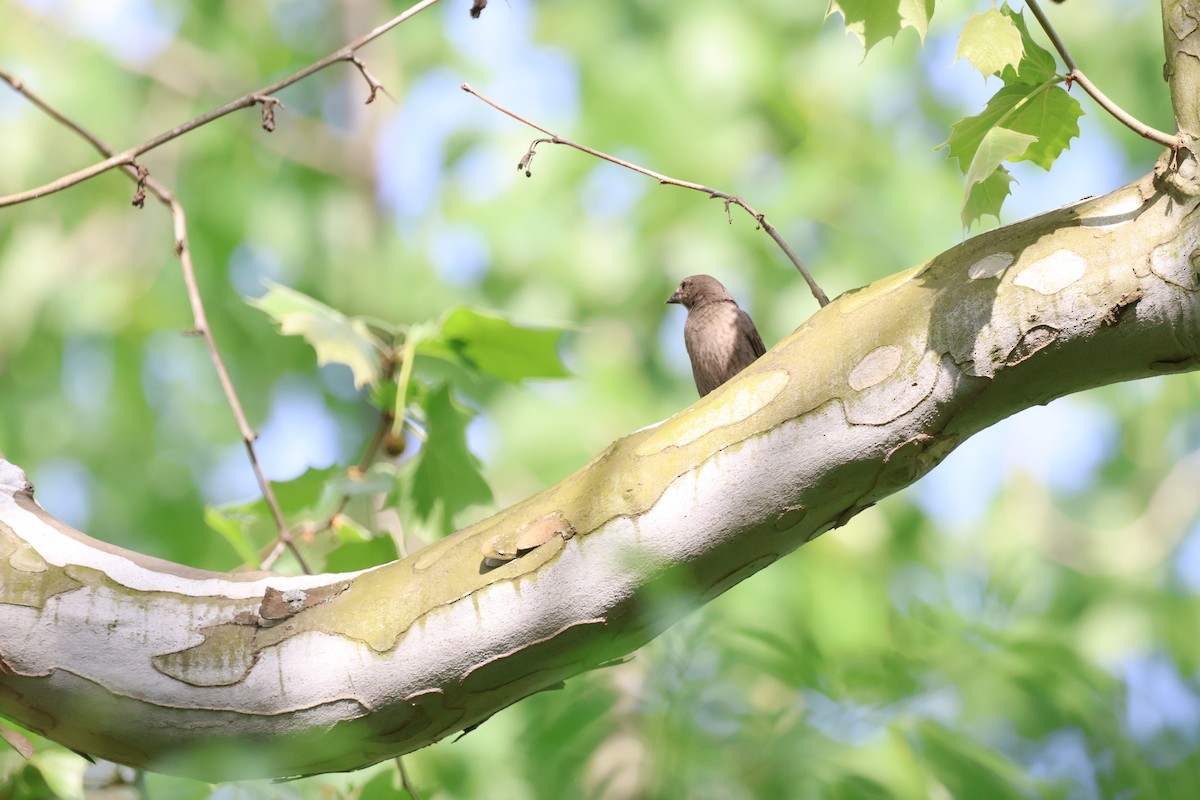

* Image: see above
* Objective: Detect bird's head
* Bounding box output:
[666,274,733,310]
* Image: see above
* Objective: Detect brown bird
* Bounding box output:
[666,274,766,397]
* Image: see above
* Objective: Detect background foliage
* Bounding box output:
[1,0,1198,797]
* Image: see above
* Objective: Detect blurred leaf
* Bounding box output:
[28,750,86,800]
[327,463,398,500]
[248,280,383,389]
[325,535,399,572]
[204,505,262,568]
[419,307,569,383]
[360,767,403,800]
[205,467,342,564]
[333,513,373,543]
[397,383,492,538]
[141,773,214,800]
[828,0,935,50]
[957,8,1022,77]
[909,721,1028,800]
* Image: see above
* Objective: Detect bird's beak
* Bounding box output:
[666,289,683,305]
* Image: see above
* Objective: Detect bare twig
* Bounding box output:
[0,70,312,574]
[1026,0,1181,149]
[0,0,442,207]
[396,755,423,799]
[461,84,830,307]
[349,56,394,105]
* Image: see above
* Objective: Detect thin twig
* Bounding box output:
[0,0,443,208]
[461,84,830,307]
[1025,0,1180,149]
[349,55,395,105]
[396,755,423,800]
[0,70,312,574]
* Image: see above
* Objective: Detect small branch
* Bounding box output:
[396,756,423,800]
[348,56,393,105]
[0,71,311,574]
[0,0,443,208]
[1026,0,1181,149]
[461,83,830,307]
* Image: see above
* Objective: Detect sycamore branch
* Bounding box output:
[0,171,1196,780]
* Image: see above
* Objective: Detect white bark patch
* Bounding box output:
[1079,190,1142,231]
[1013,250,1086,295]
[0,460,371,598]
[844,350,944,426]
[634,370,788,453]
[847,345,902,391]
[967,252,1014,280]
[1149,219,1200,290]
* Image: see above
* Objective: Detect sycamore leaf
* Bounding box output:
[942,83,1081,174]
[957,8,1022,77]
[961,127,1032,227]
[998,3,1058,86]
[827,0,935,51]
[964,127,1036,192]
[419,307,569,383]
[249,280,383,389]
[397,383,492,538]
[963,166,1015,229]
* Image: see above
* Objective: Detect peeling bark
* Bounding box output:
[1,171,1199,779]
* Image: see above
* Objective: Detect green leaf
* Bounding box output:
[248,280,383,389]
[908,721,1030,800]
[419,307,569,383]
[999,3,1058,86]
[333,513,373,543]
[325,535,399,573]
[942,83,1082,174]
[957,8,1022,77]
[29,750,87,800]
[964,126,1036,194]
[204,467,343,566]
[962,165,1015,228]
[397,383,492,538]
[827,0,935,51]
[204,506,262,568]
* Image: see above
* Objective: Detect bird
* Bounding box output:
[666,274,766,397]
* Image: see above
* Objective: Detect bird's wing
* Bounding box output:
[742,310,767,357]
